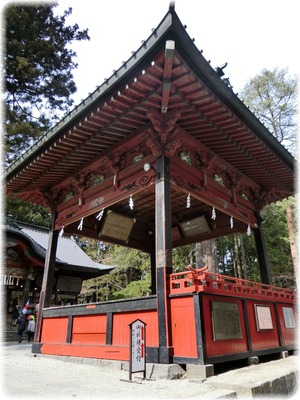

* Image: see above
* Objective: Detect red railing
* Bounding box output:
[169,266,296,303]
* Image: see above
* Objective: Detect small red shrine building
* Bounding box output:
[5,4,296,367]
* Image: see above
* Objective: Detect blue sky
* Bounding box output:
[54,0,299,105]
[2,0,298,106]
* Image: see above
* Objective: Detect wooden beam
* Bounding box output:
[161,40,175,114]
[54,167,156,230]
[170,160,258,227]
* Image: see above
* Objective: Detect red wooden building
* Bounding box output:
[5,4,296,368]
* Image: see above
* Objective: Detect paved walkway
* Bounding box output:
[1,342,298,399]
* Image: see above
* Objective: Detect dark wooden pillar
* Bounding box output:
[34,213,59,342]
[155,155,173,364]
[21,279,31,309]
[253,211,272,285]
[150,250,156,295]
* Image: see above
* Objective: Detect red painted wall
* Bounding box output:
[170,296,197,357]
[41,343,129,360]
[72,314,107,344]
[276,304,296,346]
[38,293,296,363]
[41,317,68,343]
[112,310,158,346]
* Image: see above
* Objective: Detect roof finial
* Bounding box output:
[169,1,175,11]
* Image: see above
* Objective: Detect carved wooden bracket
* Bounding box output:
[108,151,125,174]
[72,172,93,207]
[106,151,126,189]
[196,149,216,172]
[165,127,182,158]
[38,189,58,213]
[147,108,180,144]
[145,129,162,157]
[254,188,291,210]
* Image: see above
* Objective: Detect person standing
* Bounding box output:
[11,305,19,326]
[27,316,35,342]
[16,315,27,343]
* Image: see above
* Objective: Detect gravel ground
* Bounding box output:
[1,343,298,399]
[1,343,205,399]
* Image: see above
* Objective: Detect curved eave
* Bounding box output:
[6,229,48,267]
[6,227,110,275]
[5,6,295,197]
[5,10,174,180]
[163,9,295,171]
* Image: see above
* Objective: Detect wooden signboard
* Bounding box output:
[100,210,136,242]
[129,319,146,381]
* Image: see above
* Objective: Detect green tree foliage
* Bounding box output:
[216,234,259,281]
[240,68,297,155]
[75,236,111,263]
[238,68,296,287]
[79,246,152,303]
[6,195,51,228]
[5,3,90,225]
[4,4,90,165]
[260,197,296,287]
[172,245,195,272]
[215,197,296,287]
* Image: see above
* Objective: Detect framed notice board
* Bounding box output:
[283,307,295,329]
[254,305,273,331]
[211,301,242,340]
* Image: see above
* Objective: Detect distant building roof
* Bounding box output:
[23,226,114,271]
[6,218,114,273]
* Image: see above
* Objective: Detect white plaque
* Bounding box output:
[255,305,273,331]
[283,307,295,328]
[129,319,146,379]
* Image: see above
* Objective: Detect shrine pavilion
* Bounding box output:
[5,4,296,369]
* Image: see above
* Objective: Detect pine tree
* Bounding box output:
[4,4,90,165]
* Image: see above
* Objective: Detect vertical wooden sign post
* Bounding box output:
[129,319,146,381]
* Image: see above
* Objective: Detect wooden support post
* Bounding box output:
[155,155,173,364]
[21,279,31,310]
[34,213,59,342]
[253,211,272,285]
[193,293,205,364]
[150,250,156,295]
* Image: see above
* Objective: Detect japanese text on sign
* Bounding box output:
[130,319,146,374]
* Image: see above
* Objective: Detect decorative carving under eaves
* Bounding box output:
[254,191,274,210]
[147,108,181,147]
[254,188,291,210]
[211,164,233,189]
[108,151,126,174]
[38,189,59,212]
[72,172,93,207]
[165,130,181,158]
[73,171,92,192]
[196,150,216,172]
[48,186,76,207]
[145,129,162,157]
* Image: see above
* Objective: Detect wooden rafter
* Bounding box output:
[161,40,175,113]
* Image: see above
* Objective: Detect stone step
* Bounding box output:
[3,328,19,342]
